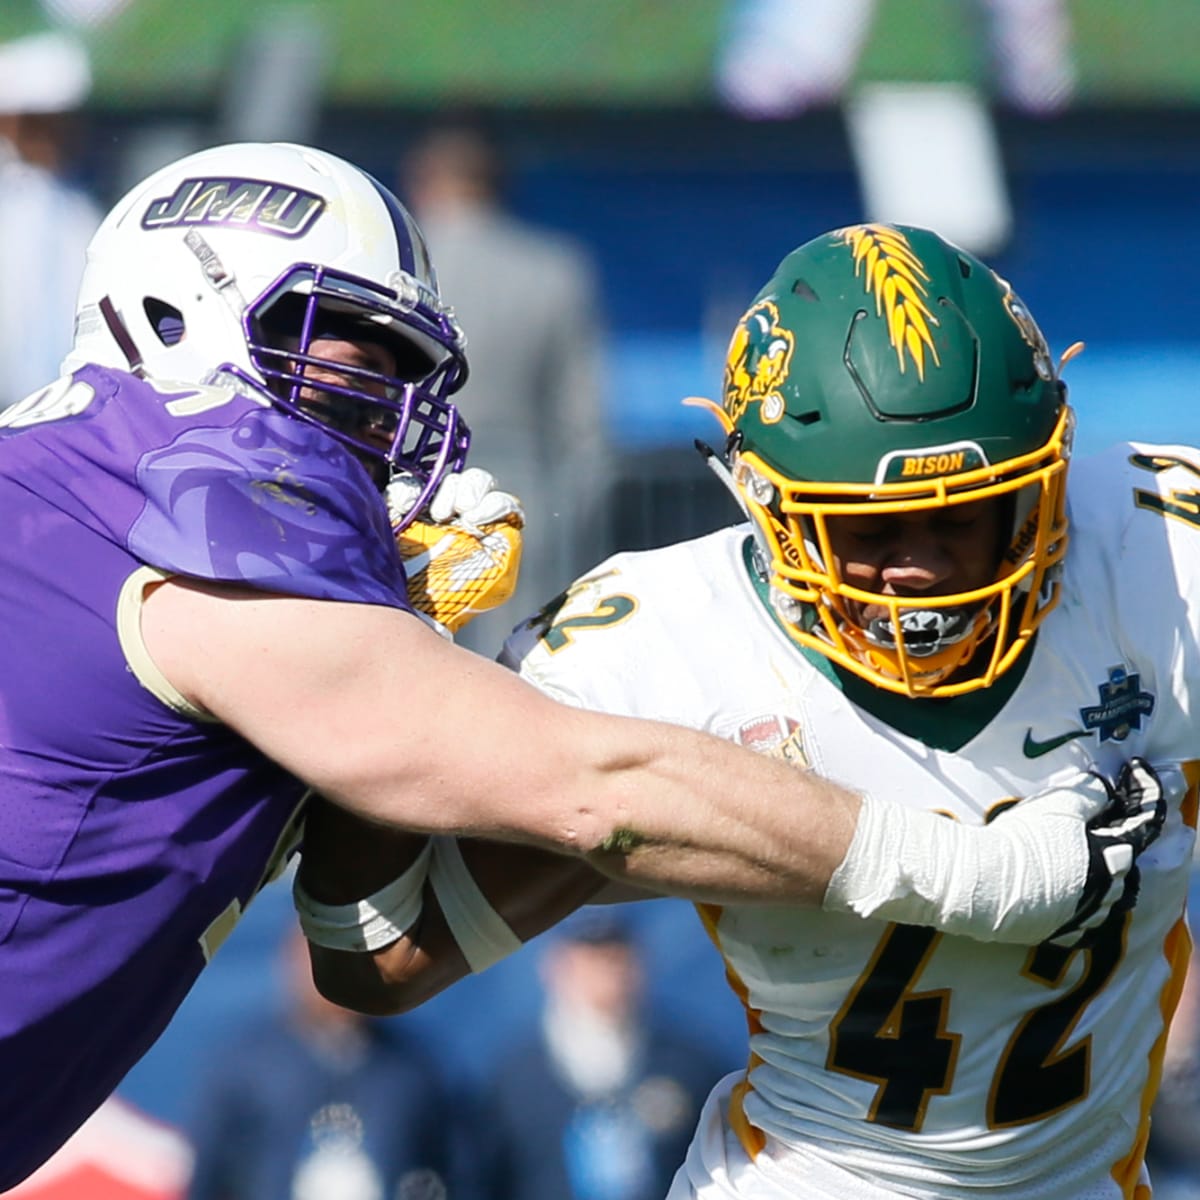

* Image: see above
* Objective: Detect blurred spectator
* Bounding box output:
[0,30,101,410]
[400,122,613,653]
[186,925,467,1200]
[485,909,723,1200]
[715,0,1076,117]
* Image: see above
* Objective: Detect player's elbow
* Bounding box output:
[307,936,469,1016]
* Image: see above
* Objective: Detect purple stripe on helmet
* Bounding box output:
[361,171,427,278]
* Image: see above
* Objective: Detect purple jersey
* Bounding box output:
[0,366,412,1188]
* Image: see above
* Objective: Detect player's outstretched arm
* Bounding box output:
[142,578,860,903]
[141,579,1163,946]
[297,757,1166,1016]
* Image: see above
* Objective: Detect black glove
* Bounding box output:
[1047,757,1168,948]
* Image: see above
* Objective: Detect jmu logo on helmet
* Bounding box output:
[141,177,326,239]
[723,300,794,426]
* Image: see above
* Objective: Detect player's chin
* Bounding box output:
[358,453,390,490]
[358,433,396,489]
[333,431,391,488]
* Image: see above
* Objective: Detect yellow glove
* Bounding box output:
[389,468,525,635]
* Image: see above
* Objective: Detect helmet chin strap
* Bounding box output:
[696,438,838,637]
[695,438,779,570]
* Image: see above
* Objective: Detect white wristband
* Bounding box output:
[294,841,433,952]
[429,837,523,972]
[822,777,1111,944]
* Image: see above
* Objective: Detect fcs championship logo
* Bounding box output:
[838,224,941,381]
[723,300,795,426]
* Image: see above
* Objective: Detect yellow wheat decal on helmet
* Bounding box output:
[839,225,941,381]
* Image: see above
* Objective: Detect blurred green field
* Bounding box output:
[3,0,1197,107]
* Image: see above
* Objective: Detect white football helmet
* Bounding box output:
[65,141,470,516]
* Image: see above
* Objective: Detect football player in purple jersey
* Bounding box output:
[0,142,1162,1189]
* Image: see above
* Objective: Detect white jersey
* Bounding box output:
[503,442,1200,1200]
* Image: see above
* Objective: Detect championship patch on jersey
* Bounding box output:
[141,177,326,238]
[735,714,808,767]
[1023,664,1155,758]
[1080,665,1155,741]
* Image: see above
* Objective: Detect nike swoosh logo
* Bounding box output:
[1022,728,1091,758]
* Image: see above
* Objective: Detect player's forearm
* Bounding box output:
[521,712,1141,947]
[298,799,606,1014]
[564,712,862,906]
[297,798,438,1013]
[309,856,605,1014]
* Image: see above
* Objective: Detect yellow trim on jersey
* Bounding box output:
[116,566,217,722]
[1111,759,1200,1198]
[1113,918,1192,1199]
[200,792,309,962]
[697,902,768,1158]
[1180,759,1200,830]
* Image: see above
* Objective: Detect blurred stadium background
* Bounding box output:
[3,0,1198,1194]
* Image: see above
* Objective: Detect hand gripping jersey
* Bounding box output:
[505,443,1200,1200]
[0,365,412,1188]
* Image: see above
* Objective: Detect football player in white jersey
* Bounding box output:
[493,223,1195,1200]
[295,224,1184,1199]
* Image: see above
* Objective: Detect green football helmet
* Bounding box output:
[697,223,1073,698]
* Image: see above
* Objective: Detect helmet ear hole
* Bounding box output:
[143,298,185,346]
